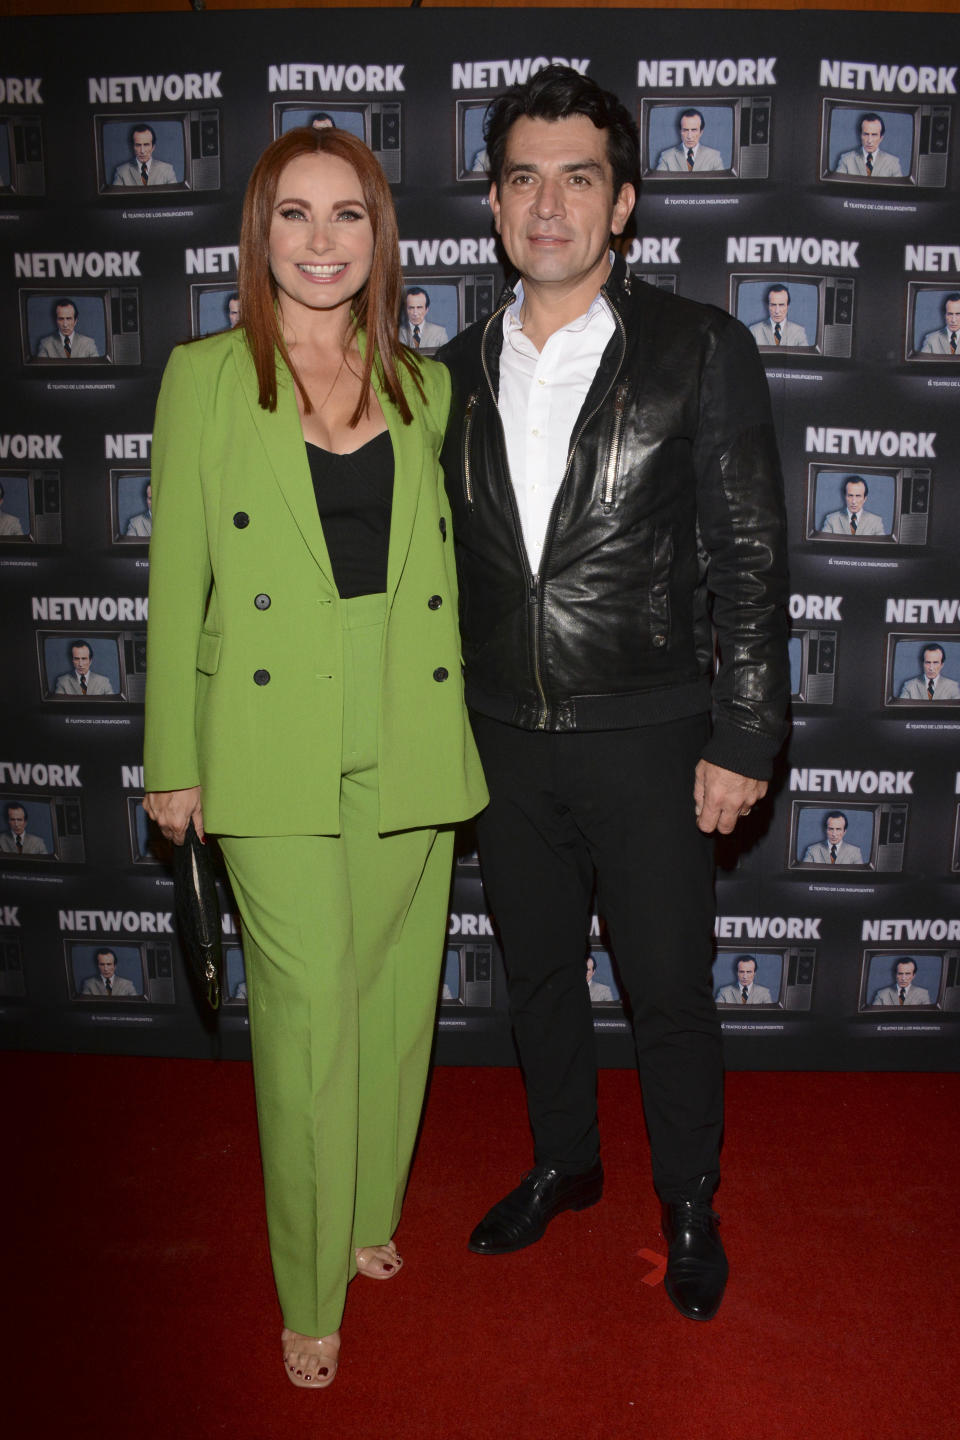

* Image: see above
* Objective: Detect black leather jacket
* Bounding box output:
[439,255,790,780]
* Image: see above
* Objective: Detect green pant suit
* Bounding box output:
[144,330,487,1335]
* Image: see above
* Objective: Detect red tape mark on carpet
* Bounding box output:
[636,1248,667,1286]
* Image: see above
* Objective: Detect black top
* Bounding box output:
[306,431,394,598]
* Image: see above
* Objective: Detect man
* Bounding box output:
[871,958,931,1007]
[585,954,613,1003]
[716,956,773,1006]
[80,948,138,998]
[835,114,903,178]
[820,476,886,536]
[920,294,960,356]
[36,299,100,359]
[112,123,178,186]
[749,285,809,347]
[226,293,241,329]
[54,640,115,696]
[125,481,152,538]
[656,109,724,173]
[439,67,788,1323]
[1,802,48,855]
[899,643,960,700]
[0,482,24,537]
[802,811,863,865]
[399,288,449,350]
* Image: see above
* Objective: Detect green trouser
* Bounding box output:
[220,593,453,1336]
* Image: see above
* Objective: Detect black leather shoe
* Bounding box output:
[662,1178,728,1321]
[468,1161,604,1255]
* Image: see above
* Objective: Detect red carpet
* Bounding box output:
[5,1053,957,1439]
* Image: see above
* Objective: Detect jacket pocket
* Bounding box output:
[196,629,222,675]
[600,382,630,509]
[648,528,673,648]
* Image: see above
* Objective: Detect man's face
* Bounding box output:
[55,305,78,338]
[895,963,916,987]
[72,645,92,675]
[944,301,960,334]
[845,482,867,513]
[767,291,789,323]
[97,953,117,979]
[680,116,703,148]
[922,650,944,679]
[490,115,634,295]
[405,293,428,326]
[227,299,240,327]
[736,960,757,986]
[7,808,26,837]
[132,130,155,163]
[860,121,883,154]
[146,483,152,510]
[586,957,596,982]
[825,816,847,845]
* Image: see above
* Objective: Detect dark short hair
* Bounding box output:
[894,957,917,974]
[405,286,430,306]
[766,284,791,303]
[921,643,945,662]
[95,948,118,963]
[6,801,26,820]
[69,639,93,657]
[130,123,157,144]
[844,475,868,496]
[944,292,960,305]
[54,298,78,319]
[484,64,639,199]
[859,112,886,136]
[680,109,706,129]
[735,955,757,971]
[824,811,848,828]
[309,112,336,129]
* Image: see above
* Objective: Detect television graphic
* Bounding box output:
[21,287,142,367]
[189,283,240,339]
[712,947,816,1010]
[858,949,960,1012]
[819,97,950,189]
[805,464,931,547]
[66,939,175,1004]
[904,284,960,362]
[731,273,855,358]
[455,99,492,180]
[0,114,44,195]
[640,96,772,180]
[789,627,837,705]
[38,630,147,704]
[885,635,960,707]
[0,792,84,863]
[441,940,493,1007]
[273,101,402,183]
[0,939,26,999]
[0,468,61,544]
[95,111,221,193]
[111,470,152,544]
[223,944,248,1005]
[400,272,497,347]
[789,801,908,872]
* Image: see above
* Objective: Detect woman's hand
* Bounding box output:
[143,787,204,846]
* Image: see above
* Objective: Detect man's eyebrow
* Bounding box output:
[503,158,605,176]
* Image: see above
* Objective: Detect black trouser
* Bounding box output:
[472,711,723,1202]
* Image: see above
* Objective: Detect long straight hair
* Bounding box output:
[238,127,423,425]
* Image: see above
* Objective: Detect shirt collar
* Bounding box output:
[504,253,616,338]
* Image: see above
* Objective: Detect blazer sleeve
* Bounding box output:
[143,344,213,792]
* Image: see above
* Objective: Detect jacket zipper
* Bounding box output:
[462,392,478,509]
[601,382,629,508]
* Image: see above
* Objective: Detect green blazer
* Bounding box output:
[143,327,487,837]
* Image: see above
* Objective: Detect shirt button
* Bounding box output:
[253,669,271,685]
[233,512,250,528]
[427,595,442,610]
[433,667,449,682]
[254,593,271,610]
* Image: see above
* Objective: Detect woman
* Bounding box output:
[143,128,486,1389]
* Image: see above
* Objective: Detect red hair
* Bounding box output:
[238,127,423,424]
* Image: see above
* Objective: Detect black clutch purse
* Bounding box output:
[172,819,222,1010]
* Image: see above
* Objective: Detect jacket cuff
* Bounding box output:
[701,720,786,782]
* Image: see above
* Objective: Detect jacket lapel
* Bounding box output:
[375,361,422,606]
[234,339,337,584]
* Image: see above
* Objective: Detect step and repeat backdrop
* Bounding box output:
[2,9,959,1069]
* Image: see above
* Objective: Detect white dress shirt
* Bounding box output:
[498,274,615,573]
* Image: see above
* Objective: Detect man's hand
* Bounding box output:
[693,760,767,835]
[143,787,204,846]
